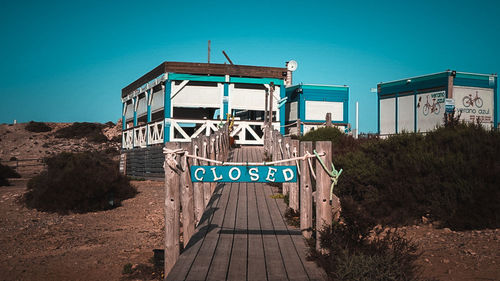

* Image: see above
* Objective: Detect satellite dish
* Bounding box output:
[287,60,298,72]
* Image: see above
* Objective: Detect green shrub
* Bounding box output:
[0,163,21,186]
[54,122,107,143]
[22,152,137,214]
[25,121,52,133]
[300,127,376,156]
[310,199,422,281]
[335,123,500,230]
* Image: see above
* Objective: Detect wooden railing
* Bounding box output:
[163,123,230,275]
[263,124,342,251]
[122,119,280,149]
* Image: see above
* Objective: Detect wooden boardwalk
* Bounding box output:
[166,146,326,281]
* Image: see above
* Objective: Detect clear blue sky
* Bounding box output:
[1,0,499,133]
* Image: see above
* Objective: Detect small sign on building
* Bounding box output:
[445,98,455,113]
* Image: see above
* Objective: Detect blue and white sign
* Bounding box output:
[445,98,455,113]
[191,166,297,183]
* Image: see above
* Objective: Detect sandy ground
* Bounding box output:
[0,179,164,281]
[1,178,498,281]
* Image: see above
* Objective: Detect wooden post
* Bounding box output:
[193,137,204,224]
[315,141,333,251]
[325,113,332,127]
[202,136,211,207]
[289,139,300,211]
[264,88,269,125]
[215,133,220,161]
[269,82,274,123]
[180,142,195,244]
[299,141,313,238]
[210,135,216,194]
[297,119,301,136]
[164,142,181,275]
[282,136,291,196]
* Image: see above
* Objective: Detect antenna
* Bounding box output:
[287,60,298,71]
[208,40,211,64]
[222,50,234,65]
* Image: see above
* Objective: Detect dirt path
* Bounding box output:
[0,179,164,281]
[1,178,499,281]
[403,224,499,281]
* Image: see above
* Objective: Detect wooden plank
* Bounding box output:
[300,141,313,239]
[202,136,211,207]
[227,149,248,280]
[180,142,196,245]
[164,142,181,275]
[263,176,310,281]
[122,61,287,97]
[166,168,227,281]
[184,149,235,280]
[244,148,267,281]
[271,182,327,281]
[193,137,204,224]
[289,139,300,211]
[250,147,288,281]
[205,149,242,281]
[315,141,333,251]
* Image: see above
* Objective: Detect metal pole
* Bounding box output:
[355,101,359,139]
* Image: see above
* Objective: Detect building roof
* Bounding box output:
[122,61,287,97]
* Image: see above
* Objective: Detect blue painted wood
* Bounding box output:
[168,73,225,83]
[133,97,138,127]
[280,86,286,134]
[229,77,284,85]
[164,81,172,142]
[147,89,152,123]
[223,83,229,118]
[190,166,297,183]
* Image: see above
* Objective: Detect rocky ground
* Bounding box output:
[0,122,499,280]
[0,122,121,178]
[0,179,164,281]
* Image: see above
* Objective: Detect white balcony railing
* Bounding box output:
[122,119,278,149]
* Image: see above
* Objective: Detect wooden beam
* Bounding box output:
[164,142,181,275]
[299,141,313,239]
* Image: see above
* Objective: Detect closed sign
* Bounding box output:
[191,166,297,183]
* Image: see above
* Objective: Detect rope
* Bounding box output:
[313,150,343,201]
[278,138,284,158]
[165,148,321,166]
[281,121,299,128]
[307,157,316,180]
[162,148,184,169]
[293,147,301,176]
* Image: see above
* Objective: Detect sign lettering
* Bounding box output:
[190,166,297,183]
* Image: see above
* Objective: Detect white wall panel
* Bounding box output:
[287,101,298,121]
[151,90,164,113]
[416,91,445,132]
[172,83,222,108]
[453,86,494,128]
[305,101,343,121]
[230,84,278,110]
[380,98,395,134]
[125,103,133,120]
[137,97,147,117]
[398,95,414,132]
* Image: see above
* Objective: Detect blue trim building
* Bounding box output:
[377,71,498,135]
[285,84,349,135]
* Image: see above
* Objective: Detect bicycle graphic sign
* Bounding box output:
[454,86,494,125]
[417,91,445,116]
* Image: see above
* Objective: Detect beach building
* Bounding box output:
[377,71,498,135]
